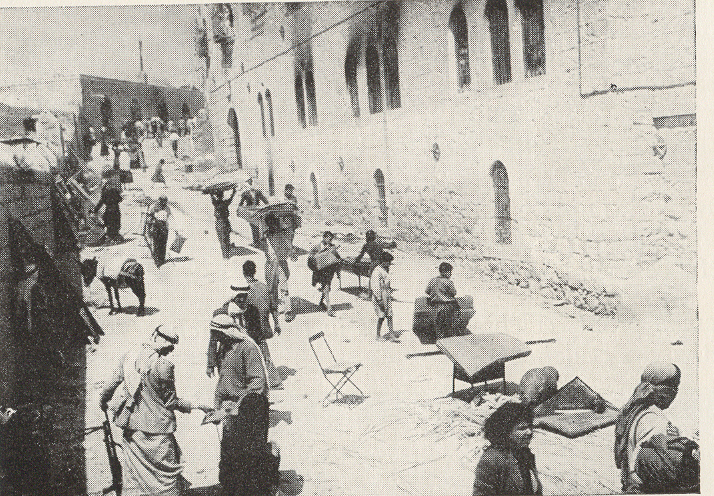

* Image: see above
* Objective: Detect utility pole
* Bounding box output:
[139,40,148,84]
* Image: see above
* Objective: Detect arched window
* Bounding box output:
[490,161,511,244]
[486,0,512,85]
[382,2,401,109]
[258,92,267,138]
[227,108,242,169]
[374,168,388,226]
[366,44,383,114]
[305,70,318,126]
[295,72,306,128]
[517,0,545,77]
[449,6,471,90]
[265,89,275,136]
[345,49,360,117]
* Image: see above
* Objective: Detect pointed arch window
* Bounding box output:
[305,70,318,126]
[486,0,512,85]
[382,2,401,109]
[295,72,307,128]
[449,6,471,90]
[366,44,383,114]
[345,49,360,117]
[265,89,275,136]
[517,0,545,77]
[258,92,267,138]
[227,108,242,169]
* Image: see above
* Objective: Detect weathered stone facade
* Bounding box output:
[197,1,696,315]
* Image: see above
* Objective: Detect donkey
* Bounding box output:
[81,257,146,316]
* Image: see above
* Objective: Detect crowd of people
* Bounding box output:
[85,167,697,495]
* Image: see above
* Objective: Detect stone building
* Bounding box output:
[196,1,695,314]
[0,75,205,159]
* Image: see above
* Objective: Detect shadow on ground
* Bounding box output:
[122,306,160,316]
[276,366,297,381]
[330,394,368,408]
[291,247,308,256]
[338,286,370,299]
[183,470,304,496]
[91,305,160,317]
[227,244,259,257]
[165,256,192,263]
[451,381,520,403]
[290,298,353,317]
[270,409,292,427]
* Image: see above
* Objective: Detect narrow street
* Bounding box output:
[81,141,698,496]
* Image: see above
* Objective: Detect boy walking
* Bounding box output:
[370,252,395,341]
[425,262,459,340]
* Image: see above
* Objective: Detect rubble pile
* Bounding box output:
[461,257,620,316]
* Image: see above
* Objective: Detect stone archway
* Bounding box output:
[490,161,511,244]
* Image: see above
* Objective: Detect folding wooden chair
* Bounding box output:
[309,331,364,405]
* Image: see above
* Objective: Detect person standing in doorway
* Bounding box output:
[211,187,236,259]
[425,262,459,340]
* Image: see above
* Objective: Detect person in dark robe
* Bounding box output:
[211,188,236,259]
[93,181,123,243]
[147,195,171,266]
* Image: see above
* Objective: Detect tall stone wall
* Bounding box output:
[199,0,696,315]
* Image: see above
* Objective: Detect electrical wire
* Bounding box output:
[211,1,385,93]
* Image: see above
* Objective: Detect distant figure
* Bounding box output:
[425,262,459,340]
[353,229,384,282]
[283,184,297,205]
[93,181,123,243]
[100,127,110,157]
[151,159,166,187]
[473,402,542,495]
[169,130,179,158]
[370,252,394,341]
[308,231,341,317]
[238,178,269,246]
[614,362,698,493]
[147,195,172,266]
[155,119,164,148]
[112,142,121,170]
[211,188,236,259]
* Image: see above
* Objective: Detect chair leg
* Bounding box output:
[321,370,364,405]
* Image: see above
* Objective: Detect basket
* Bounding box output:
[170,232,187,253]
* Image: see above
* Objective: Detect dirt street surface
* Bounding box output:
[82,149,697,496]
